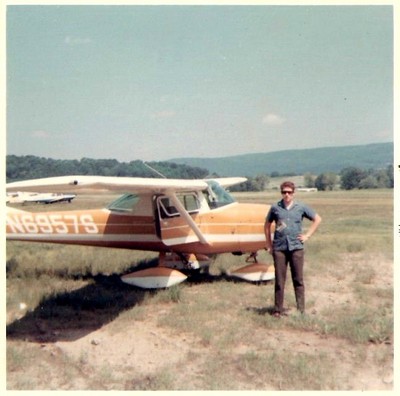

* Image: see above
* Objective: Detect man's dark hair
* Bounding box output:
[280,181,295,191]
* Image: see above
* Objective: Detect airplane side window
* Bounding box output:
[158,197,179,219]
[157,193,200,219]
[179,193,200,212]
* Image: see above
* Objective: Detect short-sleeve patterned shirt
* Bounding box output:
[266,200,316,251]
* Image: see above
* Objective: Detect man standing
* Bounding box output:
[265,181,321,317]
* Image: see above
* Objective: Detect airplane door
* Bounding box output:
[156,194,202,246]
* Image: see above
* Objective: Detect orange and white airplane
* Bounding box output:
[6,175,274,288]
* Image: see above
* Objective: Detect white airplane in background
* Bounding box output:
[6,175,274,288]
[6,191,76,204]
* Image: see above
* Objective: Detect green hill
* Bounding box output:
[169,142,393,177]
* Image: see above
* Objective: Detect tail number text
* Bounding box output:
[6,214,99,234]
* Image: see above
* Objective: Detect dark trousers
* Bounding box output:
[273,249,305,313]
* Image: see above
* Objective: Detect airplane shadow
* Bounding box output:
[185,269,274,287]
[6,270,273,344]
[6,274,150,343]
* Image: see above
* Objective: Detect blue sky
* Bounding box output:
[6,5,394,162]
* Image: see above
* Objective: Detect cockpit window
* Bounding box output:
[158,193,200,219]
[107,194,140,212]
[206,180,236,209]
[158,197,179,218]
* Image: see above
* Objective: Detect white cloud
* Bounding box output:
[262,113,286,126]
[375,129,393,141]
[64,36,92,46]
[151,110,176,119]
[31,130,50,139]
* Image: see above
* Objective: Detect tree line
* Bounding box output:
[6,155,209,182]
[304,165,394,191]
[6,155,270,192]
[6,155,394,192]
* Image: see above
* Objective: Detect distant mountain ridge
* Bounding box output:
[169,142,393,177]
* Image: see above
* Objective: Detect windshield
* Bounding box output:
[205,180,236,209]
[107,193,140,212]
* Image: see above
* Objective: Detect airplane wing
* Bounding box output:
[6,175,210,194]
[7,175,248,193]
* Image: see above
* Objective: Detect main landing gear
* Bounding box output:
[121,251,274,289]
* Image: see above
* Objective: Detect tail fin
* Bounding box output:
[6,206,28,214]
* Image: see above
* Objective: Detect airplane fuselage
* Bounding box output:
[6,202,270,255]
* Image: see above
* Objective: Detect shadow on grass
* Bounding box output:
[6,266,272,344]
[6,274,149,343]
[184,267,275,287]
[246,306,276,316]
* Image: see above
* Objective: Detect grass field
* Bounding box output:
[6,188,394,390]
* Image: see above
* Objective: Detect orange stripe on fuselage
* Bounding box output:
[6,202,270,254]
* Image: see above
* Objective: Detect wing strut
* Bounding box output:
[166,192,208,245]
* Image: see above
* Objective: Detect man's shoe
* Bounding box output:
[281,308,290,316]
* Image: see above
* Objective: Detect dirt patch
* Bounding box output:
[6,253,393,390]
[7,313,393,390]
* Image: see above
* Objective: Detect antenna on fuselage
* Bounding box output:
[142,161,167,178]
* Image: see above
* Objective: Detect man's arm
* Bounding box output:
[298,213,322,243]
[264,220,274,254]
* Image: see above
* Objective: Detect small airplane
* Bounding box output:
[6,175,274,288]
[6,191,76,204]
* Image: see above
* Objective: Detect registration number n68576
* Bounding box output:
[6,213,99,234]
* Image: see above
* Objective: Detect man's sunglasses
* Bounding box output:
[281,190,294,195]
